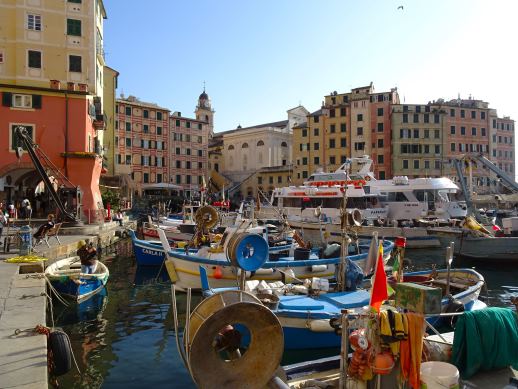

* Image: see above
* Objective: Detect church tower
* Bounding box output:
[195,87,214,137]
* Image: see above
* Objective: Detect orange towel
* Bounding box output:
[399,312,425,389]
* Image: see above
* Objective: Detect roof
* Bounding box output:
[293,121,307,129]
[310,109,322,116]
[218,119,289,135]
[116,97,170,112]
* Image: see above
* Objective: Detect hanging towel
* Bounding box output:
[399,312,425,389]
[451,307,518,379]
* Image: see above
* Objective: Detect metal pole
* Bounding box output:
[445,242,454,296]
[339,309,349,389]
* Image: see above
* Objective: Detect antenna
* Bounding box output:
[203,80,206,92]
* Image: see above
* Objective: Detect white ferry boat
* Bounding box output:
[305,156,467,222]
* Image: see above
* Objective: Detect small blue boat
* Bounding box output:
[201,267,485,349]
[45,257,109,302]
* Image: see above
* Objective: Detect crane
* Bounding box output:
[14,126,81,224]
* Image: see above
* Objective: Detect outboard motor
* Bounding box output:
[444,295,465,327]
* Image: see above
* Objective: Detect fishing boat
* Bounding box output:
[157,228,394,291]
[129,229,295,266]
[201,267,485,349]
[45,257,109,302]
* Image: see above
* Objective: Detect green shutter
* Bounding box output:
[32,95,42,109]
[2,92,12,107]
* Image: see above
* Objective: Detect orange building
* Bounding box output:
[0,0,110,222]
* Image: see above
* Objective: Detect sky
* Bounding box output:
[104,0,518,135]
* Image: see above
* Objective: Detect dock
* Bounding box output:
[0,220,135,388]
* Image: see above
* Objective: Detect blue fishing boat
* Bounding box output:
[129,229,295,266]
[46,257,109,302]
[201,267,485,349]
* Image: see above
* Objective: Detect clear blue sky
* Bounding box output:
[104,0,517,136]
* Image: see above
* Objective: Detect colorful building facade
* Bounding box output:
[0,0,110,221]
[292,84,399,184]
[115,96,170,195]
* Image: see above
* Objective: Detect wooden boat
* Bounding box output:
[202,267,485,349]
[45,257,109,302]
[158,228,394,291]
[129,229,295,266]
[429,226,518,262]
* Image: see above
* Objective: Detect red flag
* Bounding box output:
[369,242,388,312]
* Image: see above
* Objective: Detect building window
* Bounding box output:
[451,143,455,152]
[460,110,465,118]
[450,109,455,117]
[424,160,430,169]
[242,143,248,148]
[403,160,409,169]
[423,129,429,138]
[156,112,162,120]
[302,129,308,137]
[143,124,149,133]
[461,127,466,135]
[143,173,149,183]
[329,139,335,148]
[434,114,440,124]
[227,145,234,150]
[27,14,42,31]
[125,155,131,164]
[302,157,308,165]
[157,126,162,135]
[481,111,486,119]
[340,123,346,133]
[258,177,262,184]
[450,126,456,135]
[68,0,82,3]
[424,114,429,123]
[330,156,336,165]
[357,114,363,121]
[481,128,486,136]
[377,155,384,164]
[402,114,408,123]
[472,127,476,136]
[434,160,441,169]
[12,94,33,108]
[314,157,320,165]
[313,116,319,123]
[357,127,363,136]
[67,19,82,36]
[125,138,131,147]
[435,145,440,154]
[329,109,335,118]
[198,150,203,157]
[377,139,384,148]
[413,129,419,138]
[340,138,347,147]
[471,111,476,119]
[186,161,191,169]
[330,124,336,133]
[28,50,41,68]
[434,130,440,139]
[413,114,419,123]
[314,128,319,136]
[302,171,308,178]
[379,171,385,179]
[354,142,365,151]
[125,106,131,116]
[269,176,273,184]
[0,51,4,63]
[377,123,384,132]
[10,124,34,150]
[314,142,320,150]
[340,107,346,116]
[413,160,420,169]
[186,149,191,155]
[377,108,384,116]
[157,174,162,183]
[143,109,149,118]
[125,122,131,131]
[69,55,81,72]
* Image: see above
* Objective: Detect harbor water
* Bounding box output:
[53,241,516,388]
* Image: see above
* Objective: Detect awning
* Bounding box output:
[142,183,183,190]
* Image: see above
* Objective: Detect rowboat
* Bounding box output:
[45,257,109,302]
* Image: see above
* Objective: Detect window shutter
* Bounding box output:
[2,92,12,107]
[32,94,42,109]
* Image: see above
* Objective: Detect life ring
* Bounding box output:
[226,233,269,271]
[195,205,219,229]
[49,330,72,376]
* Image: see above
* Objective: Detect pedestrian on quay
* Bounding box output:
[77,240,98,274]
[0,210,7,247]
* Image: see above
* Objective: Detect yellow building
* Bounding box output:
[0,0,107,97]
[292,84,399,184]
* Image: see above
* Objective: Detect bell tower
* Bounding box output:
[195,86,214,137]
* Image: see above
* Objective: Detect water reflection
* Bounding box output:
[53,241,196,389]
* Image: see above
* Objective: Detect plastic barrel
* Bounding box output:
[420,361,459,389]
[227,233,268,271]
[19,225,32,255]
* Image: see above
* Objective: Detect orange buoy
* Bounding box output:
[213,266,223,279]
[372,351,395,375]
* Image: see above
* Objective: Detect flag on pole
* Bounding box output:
[369,242,388,313]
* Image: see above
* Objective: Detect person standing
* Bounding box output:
[0,210,7,247]
[77,240,98,274]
